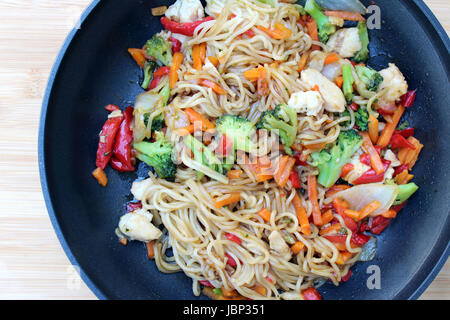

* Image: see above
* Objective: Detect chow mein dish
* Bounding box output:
[91,0,422,300]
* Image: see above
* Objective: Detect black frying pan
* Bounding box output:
[39,0,450,299]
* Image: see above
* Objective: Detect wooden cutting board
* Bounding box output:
[0,0,448,300]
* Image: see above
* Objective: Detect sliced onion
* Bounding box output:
[315,0,367,14]
[133,91,164,142]
[321,62,342,81]
[332,184,398,217]
[308,50,327,72]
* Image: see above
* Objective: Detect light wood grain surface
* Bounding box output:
[0,0,448,300]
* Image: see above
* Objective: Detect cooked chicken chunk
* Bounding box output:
[165,0,205,23]
[268,231,292,261]
[118,209,162,242]
[378,63,408,103]
[288,90,324,116]
[326,27,362,58]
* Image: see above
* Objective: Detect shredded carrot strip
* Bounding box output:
[92,167,108,187]
[199,79,227,95]
[321,209,334,226]
[170,52,184,89]
[382,209,397,219]
[344,209,360,220]
[227,170,243,179]
[298,50,311,72]
[208,56,219,67]
[274,156,296,188]
[395,170,414,185]
[324,53,340,65]
[244,68,260,81]
[377,105,405,148]
[308,175,323,226]
[200,43,206,64]
[334,75,344,88]
[257,208,271,222]
[178,124,195,136]
[305,19,320,50]
[146,241,155,259]
[362,132,384,174]
[253,285,267,296]
[324,10,365,21]
[127,48,146,68]
[319,223,342,236]
[291,241,305,254]
[336,251,352,265]
[293,191,311,236]
[119,238,127,246]
[185,108,215,130]
[193,44,203,70]
[304,141,327,151]
[368,114,379,144]
[397,136,423,170]
[213,192,241,208]
[358,200,381,220]
[221,287,239,298]
[257,23,292,39]
[325,185,351,197]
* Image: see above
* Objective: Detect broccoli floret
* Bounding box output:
[356,65,384,92]
[342,107,369,131]
[353,22,370,63]
[394,183,418,205]
[397,120,410,131]
[342,64,355,103]
[141,61,157,90]
[134,131,177,181]
[305,0,336,43]
[184,134,223,174]
[144,35,173,66]
[143,84,171,131]
[311,130,363,188]
[216,115,257,153]
[256,104,298,155]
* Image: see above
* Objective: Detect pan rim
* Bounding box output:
[38,0,450,300]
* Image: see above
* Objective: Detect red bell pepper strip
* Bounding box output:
[351,232,370,246]
[395,128,414,138]
[225,252,237,267]
[160,16,214,36]
[289,170,301,188]
[111,106,135,172]
[168,36,182,53]
[349,102,359,111]
[400,89,417,107]
[390,133,416,150]
[394,164,409,177]
[199,280,214,288]
[215,134,233,157]
[370,216,392,235]
[302,287,322,300]
[391,201,406,213]
[352,159,391,185]
[127,201,143,212]
[105,104,120,112]
[95,111,123,169]
[242,29,255,38]
[225,233,242,245]
[341,270,352,282]
[340,163,354,177]
[293,152,308,166]
[149,66,171,90]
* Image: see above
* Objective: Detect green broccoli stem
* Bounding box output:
[141,61,157,90]
[354,22,369,63]
[394,183,419,205]
[159,84,171,105]
[305,0,336,42]
[184,135,223,174]
[342,64,355,103]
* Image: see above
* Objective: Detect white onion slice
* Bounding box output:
[332,184,398,217]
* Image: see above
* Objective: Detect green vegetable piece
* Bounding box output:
[356,65,384,92]
[216,115,257,153]
[294,4,307,15]
[342,64,355,103]
[305,0,336,43]
[144,35,173,66]
[141,61,157,90]
[311,130,363,188]
[184,134,223,174]
[213,288,223,296]
[134,131,177,181]
[394,183,419,205]
[342,106,369,131]
[256,104,298,155]
[354,21,370,63]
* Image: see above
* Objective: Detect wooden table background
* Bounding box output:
[0,0,448,300]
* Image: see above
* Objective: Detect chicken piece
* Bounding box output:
[131,178,153,201]
[118,209,162,242]
[280,291,303,300]
[301,68,346,113]
[165,0,205,23]
[326,27,362,58]
[288,90,324,116]
[378,63,408,103]
[268,231,292,261]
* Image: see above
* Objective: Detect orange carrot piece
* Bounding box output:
[221,287,239,298]
[257,23,292,39]
[361,132,384,174]
[305,19,320,50]
[334,76,343,88]
[178,124,196,136]
[304,141,327,151]
[293,191,312,236]
[193,44,203,70]
[227,170,243,179]
[208,56,219,67]
[244,68,260,81]
[146,241,155,259]
[298,50,311,72]
[213,192,241,208]
[128,48,146,68]
[377,105,405,148]
[321,209,334,226]
[336,251,352,265]
[119,238,127,246]
[199,79,227,95]
[323,10,365,21]
[325,185,351,197]
[200,43,206,64]
[358,200,381,220]
[382,209,397,219]
[170,52,184,89]
[92,167,108,187]
[253,285,268,296]
[291,241,305,254]
[307,175,323,226]
[395,170,414,185]
[368,114,379,144]
[257,208,271,222]
[344,209,360,220]
[274,156,295,188]
[324,53,340,65]
[185,108,215,130]
[397,136,423,170]
[319,223,342,236]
